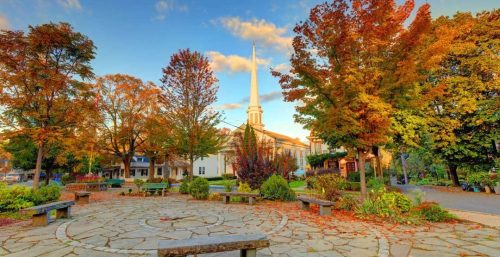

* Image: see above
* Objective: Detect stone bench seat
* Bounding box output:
[20,200,75,226]
[297,195,334,216]
[142,183,168,197]
[74,191,91,205]
[158,233,270,257]
[219,192,259,205]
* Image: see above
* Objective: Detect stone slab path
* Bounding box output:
[0,195,499,257]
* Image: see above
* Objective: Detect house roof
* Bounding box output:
[262,130,309,147]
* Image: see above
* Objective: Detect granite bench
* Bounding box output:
[20,200,75,226]
[297,195,334,216]
[158,233,270,257]
[219,192,259,205]
[74,191,91,205]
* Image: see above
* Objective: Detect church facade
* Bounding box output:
[192,44,309,179]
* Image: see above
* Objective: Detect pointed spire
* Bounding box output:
[249,42,259,107]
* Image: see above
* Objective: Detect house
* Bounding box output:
[100,156,190,181]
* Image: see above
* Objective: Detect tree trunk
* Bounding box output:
[149,157,155,181]
[45,167,52,186]
[189,156,194,182]
[401,152,408,185]
[449,164,460,186]
[33,142,45,190]
[358,149,368,201]
[123,156,131,178]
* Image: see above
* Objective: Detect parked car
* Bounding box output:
[4,173,21,184]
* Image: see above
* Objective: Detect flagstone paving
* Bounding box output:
[0,195,498,257]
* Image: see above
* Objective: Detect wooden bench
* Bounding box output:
[106,178,125,188]
[158,233,270,257]
[74,191,91,205]
[219,192,259,205]
[297,195,334,216]
[142,183,169,196]
[20,200,75,227]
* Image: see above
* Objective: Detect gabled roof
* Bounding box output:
[262,130,309,147]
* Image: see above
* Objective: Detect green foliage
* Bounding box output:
[413,202,455,222]
[188,177,209,200]
[61,174,73,185]
[336,194,359,211]
[305,176,317,189]
[0,183,60,212]
[410,188,426,205]
[179,179,190,194]
[356,189,413,218]
[313,174,346,201]
[416,178,431,186]
[306,152,348,168]
[347,172,360,182]
[367,178,385,190]
[133,179,144,191]
[222,174,237,180]
[260,175,296,201]
[237,182,252,193]
[223,180,233,192]
[345,182,361,191]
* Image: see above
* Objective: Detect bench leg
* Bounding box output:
[319,205,331,216]
[162,189,166,197]
[248,197,255,205]
[56,207,71,219]
[32,212,49,227]
[241,248,257,257]
[301,201,310,210]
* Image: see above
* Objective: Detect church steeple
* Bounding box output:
[247,42,263,130]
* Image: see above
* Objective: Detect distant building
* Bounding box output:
[101,156,190,181]
[307,132,358,177]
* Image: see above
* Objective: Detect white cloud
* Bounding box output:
[206,51,270,73]
[272,63,291,73]
[0,15,10,30]
[217,17,293,54]
[215,103,242,110]
[58,0,82,10]
[154,0,188,20]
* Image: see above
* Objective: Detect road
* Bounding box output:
[396,184,500,215]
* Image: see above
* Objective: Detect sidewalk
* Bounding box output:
[448,209,500,228]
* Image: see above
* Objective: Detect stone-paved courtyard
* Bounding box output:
[0,194,499,257]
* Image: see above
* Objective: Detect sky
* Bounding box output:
[0,0,498,141]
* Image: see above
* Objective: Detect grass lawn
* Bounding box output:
[208,179,236,186]
[289,180,306,188]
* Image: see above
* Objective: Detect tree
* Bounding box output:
[0,22,95,189]
[420,11,499,186]
[160,49,225,181]
[232,124,274,189]
[273,150,298,180]
[273,0,433,200]
[96,74,160,178]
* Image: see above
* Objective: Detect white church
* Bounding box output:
[190,44,309,179]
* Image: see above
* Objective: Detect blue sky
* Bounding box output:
[1,0,498,141]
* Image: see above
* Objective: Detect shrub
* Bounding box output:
[222,174,237,180]
[0,183,61,212]
[416,178,431,186]
[314,173,346,201]
[410,188,426,205]
[356,189,413,218]
[367,178,385,190]
[76,174,103,183]
[305,176,317,189]
[133,179,144,191]
[167,178,177,185]
[208,192,222,201]
[346,182,361,191]
[179,179,190,194]
[414,202,455,222]
[147,177,164,183]
[347,171,360,182]
[237,182,252,193]
[260,175,296,201]
[337,194,359,211]
[189,177,209,199]
[206,176,223,181]
[61,174,73,185]
[223,180,233,192]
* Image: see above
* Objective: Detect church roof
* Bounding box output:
[261,129,308,148]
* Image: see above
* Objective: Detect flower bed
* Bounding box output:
[65,182,108,192]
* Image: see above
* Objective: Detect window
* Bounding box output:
[120,169,124,177]
[157,167,162,176]
[131,169,136,176]
[201,157,204,161]
[141,169,148,176]
[198,167,205,175]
